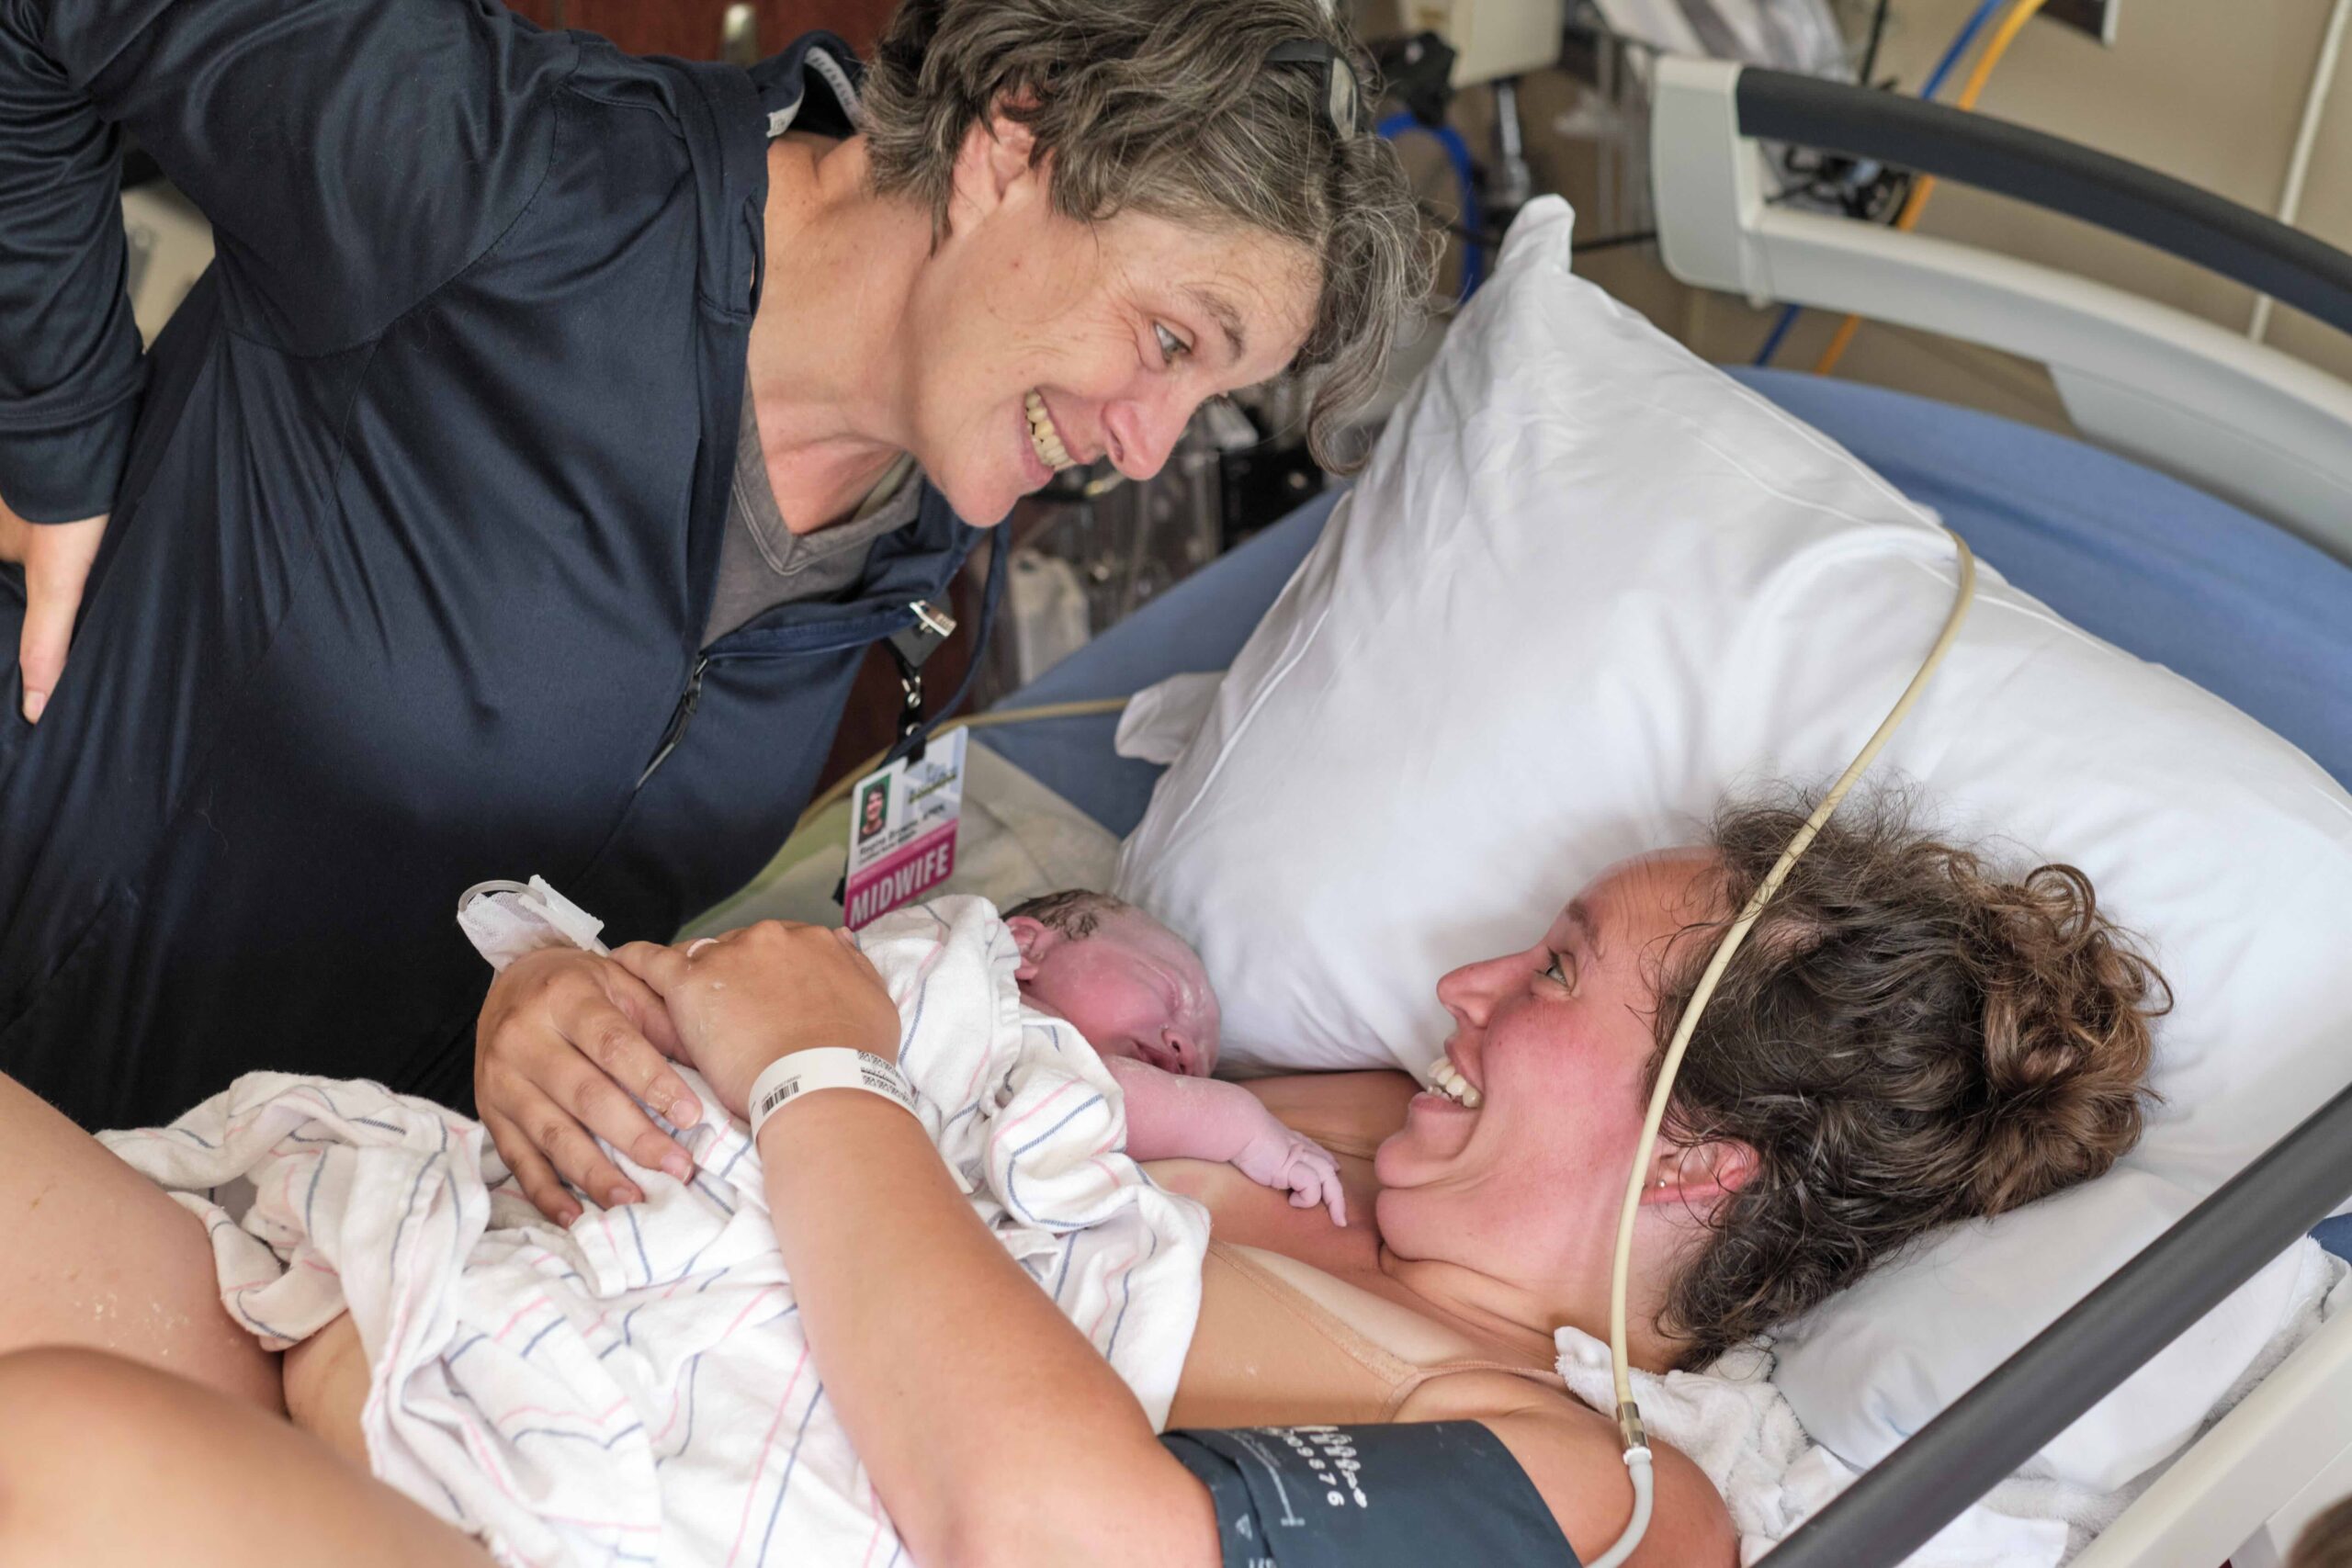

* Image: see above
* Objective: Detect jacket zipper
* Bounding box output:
[630,602,930,791]
[635,653,710,789]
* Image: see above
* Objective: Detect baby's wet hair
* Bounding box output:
[1003,888,1130,942]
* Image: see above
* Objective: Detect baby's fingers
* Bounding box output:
[1291,1146,1346,1227]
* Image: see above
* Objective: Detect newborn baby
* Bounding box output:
[457,876,1343,1223]
[1003,889,1344,1224]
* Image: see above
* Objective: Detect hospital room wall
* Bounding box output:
[1464,0,2352,430]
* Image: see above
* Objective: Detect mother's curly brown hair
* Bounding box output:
[1652,791,2170,1369]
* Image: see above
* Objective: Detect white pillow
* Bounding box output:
[1114,198,2352,1490]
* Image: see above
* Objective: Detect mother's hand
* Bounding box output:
[611,921,899,1120]
[475,949,703,1225]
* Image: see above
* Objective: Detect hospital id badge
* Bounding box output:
[842,728,967,929]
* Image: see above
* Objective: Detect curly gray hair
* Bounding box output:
[859,0,1434,469]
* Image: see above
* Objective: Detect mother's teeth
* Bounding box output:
[1428,1059,1484,1110]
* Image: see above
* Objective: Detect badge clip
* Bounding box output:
[888,600,956,669]
[887,601,956,763]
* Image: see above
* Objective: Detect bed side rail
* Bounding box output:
[2075,1302,2352,1568]
[1731,69,2352,334]
[1757,1078,2352,1566]
[1651,58,2352,563]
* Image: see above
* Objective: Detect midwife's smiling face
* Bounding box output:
[895,118,1319,525]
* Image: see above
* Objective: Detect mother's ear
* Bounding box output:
[1639,1138,1759,1210]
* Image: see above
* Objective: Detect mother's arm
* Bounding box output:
[757,1089,1219,1568]
[618,926,1220,1568]
[1407,1371,1739,1566]
[770,1104,1732,1568]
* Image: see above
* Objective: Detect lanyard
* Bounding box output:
[887,600,957,764]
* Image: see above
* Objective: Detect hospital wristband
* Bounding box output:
[748,1049,918,1141]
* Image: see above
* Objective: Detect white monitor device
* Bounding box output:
[1361,0,1566,85]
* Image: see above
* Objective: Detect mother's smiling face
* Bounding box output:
[1374,851,1732,1276]
[898,118,1320,526]
[1377,799,2168,1371]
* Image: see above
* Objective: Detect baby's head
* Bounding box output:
[1003,890,1221,1077]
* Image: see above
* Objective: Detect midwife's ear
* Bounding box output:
[1005,915,1055,983]
[944,96,1046,233]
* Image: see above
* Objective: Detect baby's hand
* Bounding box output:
[1230,1120,1348,1227]
[1104,1056,1348,1226]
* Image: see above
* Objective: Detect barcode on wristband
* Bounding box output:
[749,1049,917,1137]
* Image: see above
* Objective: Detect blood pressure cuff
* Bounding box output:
[1160,1422,1582,1568]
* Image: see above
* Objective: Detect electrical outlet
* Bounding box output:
[2043,0,2120,47]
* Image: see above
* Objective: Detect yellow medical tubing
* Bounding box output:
[1813,0,2052,377]
[1588,530,1977,1568]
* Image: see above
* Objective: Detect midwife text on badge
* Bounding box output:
[842,729,967,927]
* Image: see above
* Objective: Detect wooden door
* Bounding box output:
[503,0,899,60]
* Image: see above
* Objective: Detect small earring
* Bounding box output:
[1655,1176,1669,1189]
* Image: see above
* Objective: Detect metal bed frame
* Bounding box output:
[1650,61,2352,1566]
[1653,59,2352,565]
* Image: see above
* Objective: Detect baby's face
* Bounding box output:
[1009,908,1221,1077]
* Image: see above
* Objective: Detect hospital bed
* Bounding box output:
[977,62,2352,1568]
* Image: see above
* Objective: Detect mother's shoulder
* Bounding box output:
[1402,1371,1737,1568]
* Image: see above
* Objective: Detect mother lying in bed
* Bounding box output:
[0,794,2163,1567]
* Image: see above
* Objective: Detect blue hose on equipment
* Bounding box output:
[1380,110,1486,301]
[1755,0,2011,365]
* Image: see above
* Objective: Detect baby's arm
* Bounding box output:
[1105,1056,1346,1225]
